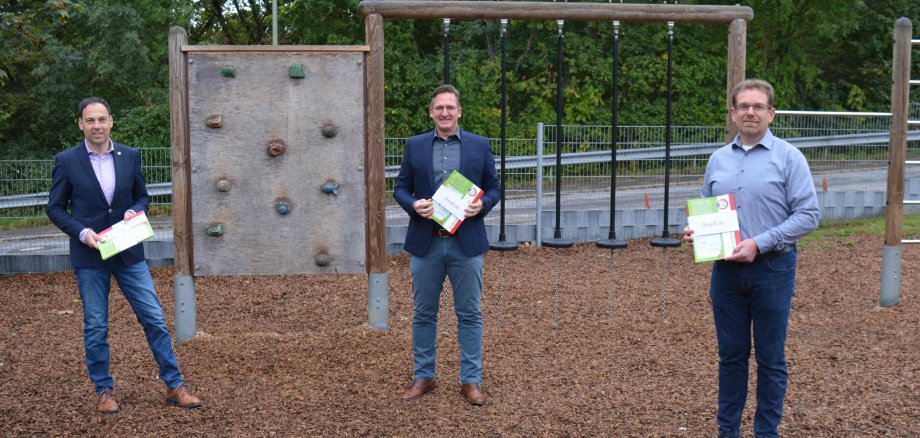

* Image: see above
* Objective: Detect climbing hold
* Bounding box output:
[314,252,333,267]
[290,63,305,79]
[321,122,339,139]
[206,115,222,128]
[206,223,223,237]
[267,138,286,157]
[216,179,231,192]
[220,66,235,78]
[321,180,339,196]
[275,201,291,215]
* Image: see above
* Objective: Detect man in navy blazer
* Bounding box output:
[394,85,501,406]
[47,97,201,413]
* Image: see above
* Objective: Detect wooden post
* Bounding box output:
[169,27,193,276]
[168,26,197,342]
[884,18,911,248]
[365,14,389,330]
[725,18,746,143]
[880,17,912,307]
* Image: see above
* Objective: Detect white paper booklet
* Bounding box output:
[431,170,484,234]
[98,211,155,260]
[686,194,741,262]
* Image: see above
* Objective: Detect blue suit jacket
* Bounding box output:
[393,129,501,257]
[46,141,151,269]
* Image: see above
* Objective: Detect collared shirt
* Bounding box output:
[702,129,819,253]
[79,139,119,244]
[85,140,116,205]
[432,130,462,186]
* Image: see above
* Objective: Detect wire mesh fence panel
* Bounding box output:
[0,148,172,254]
[4,116,920,260]
[0,160,54,225]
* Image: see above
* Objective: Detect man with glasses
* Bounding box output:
[393,85,501,405]
[682,79,819,438]
[47,97,202,414]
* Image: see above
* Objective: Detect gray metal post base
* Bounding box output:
[369,272,389,330]
[174,275,197,343]
[880,245,902,307]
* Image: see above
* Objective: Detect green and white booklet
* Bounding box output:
[686,194,741,262]
[431,170,484,234]
[98,211,155,260]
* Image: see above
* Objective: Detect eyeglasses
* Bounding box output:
[431,105,459,113]
[734,104,772,113]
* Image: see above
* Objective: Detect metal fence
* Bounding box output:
[3,112,920,259]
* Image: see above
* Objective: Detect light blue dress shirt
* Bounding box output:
[702,129,820,253]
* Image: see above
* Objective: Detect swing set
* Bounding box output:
[359,0,752,327]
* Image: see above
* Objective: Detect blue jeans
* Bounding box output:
[710,250,797,438]
[409,236,484,384]
[75,261,183,393]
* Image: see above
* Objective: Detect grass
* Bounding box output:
[0,203,174,231]
[799,211,920,251]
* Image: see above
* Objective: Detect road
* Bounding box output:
[4,167,919,258]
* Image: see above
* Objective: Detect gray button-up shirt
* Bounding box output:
[432,131,462,186]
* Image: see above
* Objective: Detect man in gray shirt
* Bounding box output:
[683,79,820,438]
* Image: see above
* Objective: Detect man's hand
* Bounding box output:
[682,226,695,244]
[464,200,483,218]
[83,230,107,249]
[413,198,434,219]
[724,238,759,263]
[123,210,136,222]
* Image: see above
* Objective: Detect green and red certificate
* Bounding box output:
[431,170,483,234]
[686,194,741,262]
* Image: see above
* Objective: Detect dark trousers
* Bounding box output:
[710,250,797,438]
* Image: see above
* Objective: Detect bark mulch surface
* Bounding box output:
[1,234,918,436]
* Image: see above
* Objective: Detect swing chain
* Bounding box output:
[498,251,506,328]
[660,247,670,323]
[552,248,561,328]
[606,248,615,322]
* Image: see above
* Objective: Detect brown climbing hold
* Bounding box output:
[267,138,286,157]
[206,115,222,128]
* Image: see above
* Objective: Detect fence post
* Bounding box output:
[536,122,544,248]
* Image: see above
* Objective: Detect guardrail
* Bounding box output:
[4,130,919,210]
[0,183,173,210]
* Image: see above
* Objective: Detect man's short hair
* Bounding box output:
[430,84,461,108]
[731,79,774,108]
[78,97,112,119]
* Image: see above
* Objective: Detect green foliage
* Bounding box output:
[1,0,187,158]
[3,0,920,159]
[114,102,170,149]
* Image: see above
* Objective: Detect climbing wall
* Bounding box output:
[187,50,366,275]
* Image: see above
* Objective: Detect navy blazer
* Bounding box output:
[393,129,501,257]
[47,141,151,269]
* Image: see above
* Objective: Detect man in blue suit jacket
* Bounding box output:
[394,85,501,406]
[47,97,201,414]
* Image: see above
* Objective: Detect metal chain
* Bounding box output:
[606,248,614,323]
[552,248,561,328]
[498,251,506,328]
[660,247,670,323]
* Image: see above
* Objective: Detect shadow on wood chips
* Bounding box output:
[1,235,918,436]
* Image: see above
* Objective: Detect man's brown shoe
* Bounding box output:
[460,383,485,406]
[401,378,437,401]
[165,385,202,409]
[96,390,120,414]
